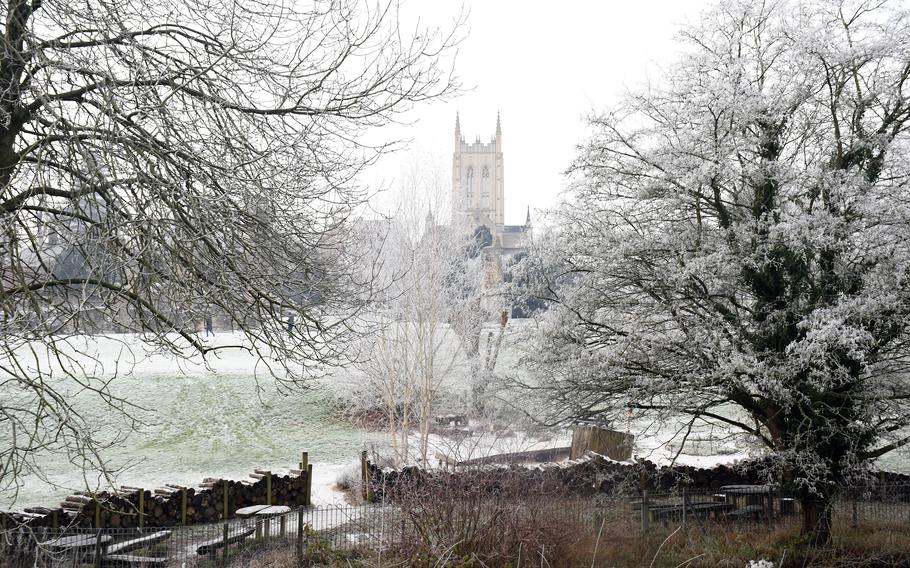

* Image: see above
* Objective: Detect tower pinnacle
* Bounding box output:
[525,205,531,226]
[496,111,501,135]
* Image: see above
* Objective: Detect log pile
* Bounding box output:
[366,454,910,502]
[69,469,309,528]
[3,466,310,529]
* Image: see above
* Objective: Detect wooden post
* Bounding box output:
[181,488,188,525]
[641,490,650,533]
[306,464,313,506]
[360,450,368,501]
[682,488,687,527]
[51,510,58,529]
[255,519,262,540]
[280,515,286,538]
[138,488,145,529]
[267,472,272,506]
[93,531,103,568]
[767,488,773,527]
[94,500,101,529]
[223,480,229,520]
[360,450,373,501]
[296,508,304,560]
[300,452,310,507]
[223,523,229,563]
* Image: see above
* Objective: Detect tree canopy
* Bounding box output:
[523,0,910,541]
[0,0,457,503]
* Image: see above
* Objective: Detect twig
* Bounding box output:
[675,553,705,568]
[470,553,491,567]
[592,515,606,568]
[650,526,682,568]
[539,545,552,568]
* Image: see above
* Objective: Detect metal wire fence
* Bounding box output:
[2,487,909,567]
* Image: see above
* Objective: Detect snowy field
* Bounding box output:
[1,332,389,509]
[3,328,907,511]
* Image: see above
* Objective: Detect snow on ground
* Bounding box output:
[4,328,907,511]
[1,331,389,509]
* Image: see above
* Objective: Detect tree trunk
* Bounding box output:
[800,491,833,545]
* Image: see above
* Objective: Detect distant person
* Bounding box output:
[204,315,214,337]
[287,314,295,334]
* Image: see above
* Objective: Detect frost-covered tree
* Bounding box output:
[524,0,910,542]
[345,155,488,466]
[0,0,457,503]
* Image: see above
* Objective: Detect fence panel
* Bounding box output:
[2,487,909,567]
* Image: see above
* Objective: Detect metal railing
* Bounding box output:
[2,506,373,568]
[2,488,909,567]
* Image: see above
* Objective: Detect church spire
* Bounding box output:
[496,110,501,135]
[525,204,531,227]
[455,111,461,138]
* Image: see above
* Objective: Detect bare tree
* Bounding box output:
[0,0,458,504]
[522,0,910,543]
[342,152,488,466]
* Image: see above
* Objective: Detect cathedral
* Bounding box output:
[451,112,531,260]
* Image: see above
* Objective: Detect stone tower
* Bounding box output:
[452,112,504,236]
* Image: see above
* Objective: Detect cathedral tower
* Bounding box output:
[452,112,504,235]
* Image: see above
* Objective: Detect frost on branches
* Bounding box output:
[523,0,910,542]
[0,0,457,503]
[338,157,490,467]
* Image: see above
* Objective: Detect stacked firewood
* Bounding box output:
[366,457,910,502]
[51,469,309,528]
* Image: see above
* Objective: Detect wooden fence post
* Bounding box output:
[641,490,650,533]
[94,500,101,529]
[300,452,311,507]
[267,472,272,506]
[138,488,145,529]
[767,488,774,527]
[682,488,687,527]
[306,464,313,506]
[181,488,188,525]
[360,450,373,501]
[360,451,367,501]
[223,480,229,520]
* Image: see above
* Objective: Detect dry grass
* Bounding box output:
[224,520,910,568]
[530,516,910,568]
[218,499,910,568]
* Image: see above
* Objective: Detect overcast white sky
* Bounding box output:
[365,0,714,225]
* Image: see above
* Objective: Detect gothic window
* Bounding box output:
[466,166,474,199]
[481,166,490,197]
